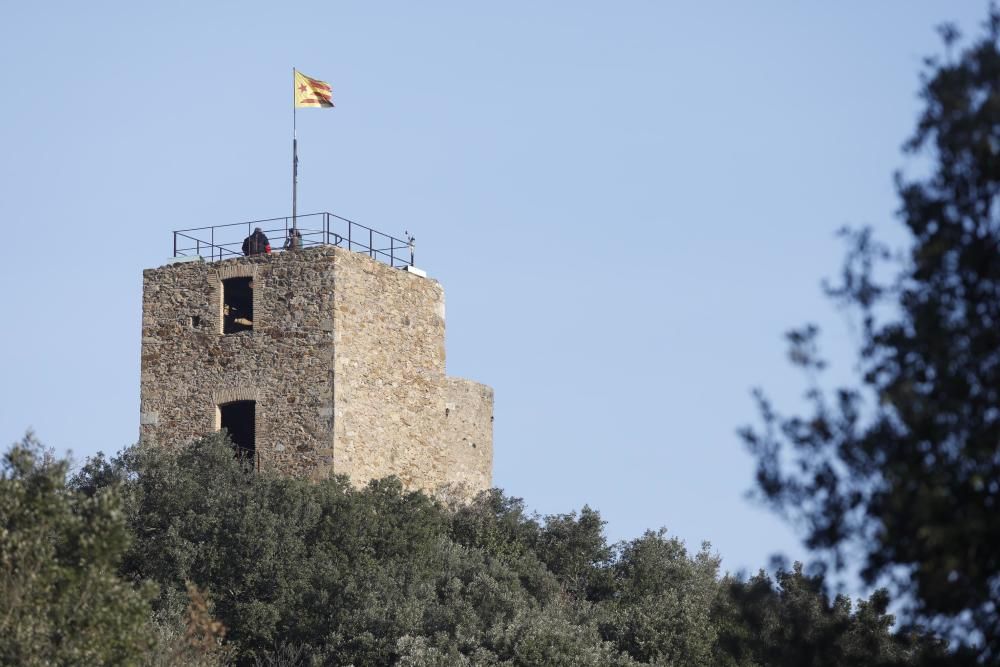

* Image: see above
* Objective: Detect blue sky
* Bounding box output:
[0,1,990,580]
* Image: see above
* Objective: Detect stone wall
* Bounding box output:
[139,245,492,494]
[329,249,493,492]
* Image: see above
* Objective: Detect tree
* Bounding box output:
[712,566,946,666]
[600,530,721,666]
[742,7,1000,660]
[0,433,154,665]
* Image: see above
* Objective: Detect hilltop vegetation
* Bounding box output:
[2,432,944,666]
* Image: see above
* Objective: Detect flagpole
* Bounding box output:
[292,68,298,235]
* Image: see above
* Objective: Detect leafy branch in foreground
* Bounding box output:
[743,7,1000,661]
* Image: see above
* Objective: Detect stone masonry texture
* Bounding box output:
[139,245,493,495]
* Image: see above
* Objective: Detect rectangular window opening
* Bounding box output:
[222,277,253,334]
[219,400,256,465]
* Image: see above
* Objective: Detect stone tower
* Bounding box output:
[139,243,493,494]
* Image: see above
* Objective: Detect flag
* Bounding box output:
[295,70,333,108]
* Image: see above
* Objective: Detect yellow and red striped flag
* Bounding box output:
[294,70,333,108]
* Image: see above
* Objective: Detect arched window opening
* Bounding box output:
[219,400,255,465]
[222,277,253,334]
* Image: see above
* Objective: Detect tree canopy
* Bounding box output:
[0,434,153,665]
[0,431,941,665]
[743,7,1000,662]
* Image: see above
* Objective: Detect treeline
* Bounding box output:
[1,433,949,666]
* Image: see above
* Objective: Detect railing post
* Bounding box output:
[173,232,177,258]
[369,229,374,258]
[348,222,352,251]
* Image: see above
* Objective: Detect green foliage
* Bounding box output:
[534,506,615,602]
[713,566,946,667]
[742,7,1000,659]
[1,431,943,664]
[600,530,720,666]
[0,433,153,666]
[87,433,629,664]
[53,433,935,665]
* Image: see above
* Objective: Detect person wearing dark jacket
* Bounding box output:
[242,227,271,256]
[284,228,303,251]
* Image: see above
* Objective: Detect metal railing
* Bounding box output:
[172,212,415,268]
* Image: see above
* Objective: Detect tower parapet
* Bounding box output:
[139,233,493,495]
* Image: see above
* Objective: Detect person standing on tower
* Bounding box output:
[242,227,271,256]
[284,227,303,251]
